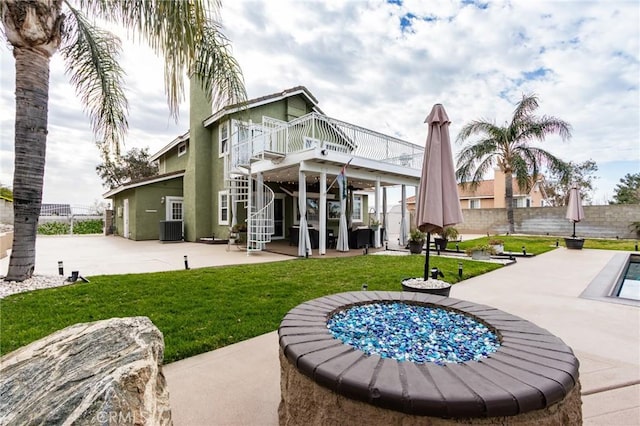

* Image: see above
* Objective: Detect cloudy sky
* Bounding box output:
[1,0,638,207]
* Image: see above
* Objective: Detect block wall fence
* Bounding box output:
[455,204,640,239]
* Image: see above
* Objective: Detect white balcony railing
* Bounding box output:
[231,112,423,170]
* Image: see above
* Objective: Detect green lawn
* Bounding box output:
[1,255,501,363]
[455,235,637,253]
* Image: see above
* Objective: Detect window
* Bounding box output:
[218,191,229,225]
[178,141,187,157]
[469,199,481,209]
[351,195,363,222]
[219,121,229,156]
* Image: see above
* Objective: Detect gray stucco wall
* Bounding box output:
[456,204,640,239]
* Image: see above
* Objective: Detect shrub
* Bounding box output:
[38,222,70,235]
[73,219,104,234]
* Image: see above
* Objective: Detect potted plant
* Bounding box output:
[434,226,459,251]
[401,276,451,297]
[465,244,497,260]
[408,229,425,254]
[369,218,381,231]
[487,237,504,254]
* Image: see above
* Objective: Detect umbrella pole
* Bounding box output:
[572,221,576,238]
[424,232,431,280]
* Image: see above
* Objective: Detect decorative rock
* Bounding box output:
[0,317,172,425]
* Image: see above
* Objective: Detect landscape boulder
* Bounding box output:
[0,316,172,425]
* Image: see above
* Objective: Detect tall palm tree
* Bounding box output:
[455,94,572,234]
[1,0,246,281]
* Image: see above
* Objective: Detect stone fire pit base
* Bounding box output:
[279,350,582,425]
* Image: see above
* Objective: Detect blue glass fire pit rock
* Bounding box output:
[327,302,500,365]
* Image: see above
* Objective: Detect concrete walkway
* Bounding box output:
[3,236,639,424]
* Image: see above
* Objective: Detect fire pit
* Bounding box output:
[278,291,581,424]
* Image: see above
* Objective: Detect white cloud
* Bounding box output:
[1,0,638,206]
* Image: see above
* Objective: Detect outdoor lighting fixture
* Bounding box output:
[160,196,165,204]
[522,246,527,256]
[455,242,459,252]
[430,267,444,280]
[58,261,64,276]
[635,241,638,251]
[458,262,463,279]
[362,283,368,291]
[184,255,190,270]
[556,239,559,247]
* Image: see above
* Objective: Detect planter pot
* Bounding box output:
[401,278,451,297]
[471,250,491,260]
[490,244,504,254]
[408,241,423,254]
[564,238,585,250]
[434,238,448,251]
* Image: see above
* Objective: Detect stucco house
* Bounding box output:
[405,169,547,212]
[104,79,423,255]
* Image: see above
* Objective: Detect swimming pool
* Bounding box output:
[615,254,640,301]
[581,253,640,306]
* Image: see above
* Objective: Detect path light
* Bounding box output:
[455,242,459,252]
[458,262,463,279]
[184,255,190,270]
[58,261,64,276]
[362,283,368,291]
[635,241,638,251]
[555,239,559,247]
[522,246,527,256]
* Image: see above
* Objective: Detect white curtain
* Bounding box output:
[298,171,312,257]
[336,171,349,252]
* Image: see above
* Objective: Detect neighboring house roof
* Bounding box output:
[41,204,72,216]
[457,180,494,198]
[202,86,323,127]
[103,170,185,198]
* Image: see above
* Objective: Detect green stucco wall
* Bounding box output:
[161,148,189,174]
[183,76,213,241]
[111,177,183,240]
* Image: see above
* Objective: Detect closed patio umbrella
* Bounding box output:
[415,104,463,280]
[566,184,585,238]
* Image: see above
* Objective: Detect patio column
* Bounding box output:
[319,171,327,255]
[374,178,381,248]
[382,187,388,244]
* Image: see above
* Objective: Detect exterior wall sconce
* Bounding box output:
[161,196,165,204]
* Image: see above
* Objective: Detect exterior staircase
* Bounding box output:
[225,155,274,253]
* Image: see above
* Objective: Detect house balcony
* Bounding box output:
[229,112,424,188]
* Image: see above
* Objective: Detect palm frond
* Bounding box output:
[61,4,128,156]
[455,138,499,188]
[519,116,572,142]
[192,21,246,111]
[79,0,246,117]
[511,93,539,125]
[455,120,502,144]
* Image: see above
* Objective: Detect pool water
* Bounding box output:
[618,256,640,301]
[327,302,500,365]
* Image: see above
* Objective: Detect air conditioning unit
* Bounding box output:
[159,220,183,242]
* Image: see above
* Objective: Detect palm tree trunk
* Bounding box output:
[5,47,51,282]
[505,170,515,234]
